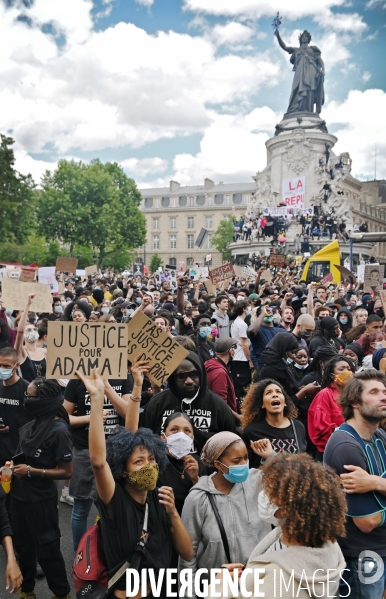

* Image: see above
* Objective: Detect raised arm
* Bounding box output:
[125,355,150,433]
[275,29,294,54]
[14,293,35,360]
[77,369,115,505]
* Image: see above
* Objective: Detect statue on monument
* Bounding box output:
[274,16,325,115]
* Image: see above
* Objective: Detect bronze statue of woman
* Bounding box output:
[275,28,325,115]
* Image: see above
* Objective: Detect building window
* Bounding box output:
[205,216,212,228]
[188,196,195,207]
[243,194,250,204]
[187,234,194,249]
[187,257,194,266]
[205,234,212,249]
[207,196,213,206]
[170,235,176,249]
[188,217,194,229]
[153,218,159,229]
[224,194,231,205]
[170,217,176,229]
[170,197,177,208]
[153,236,160,250]
[154,198,161,208]
[169,257,177,267]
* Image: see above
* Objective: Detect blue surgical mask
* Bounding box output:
[286,357,293,364]
[136,297,142,305]
[0,367,14,381]
[54,305,63,314]
[101,307,109,315]
[94,286,101,290]
[199,326,212,339]
[5,308,13,316]
[125,308,134,317]
[339,318,348,325]
[294,363,308,370]
[217,460,249,484]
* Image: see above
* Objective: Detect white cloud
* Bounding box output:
[211,21,255,46]
[135,0,154,6]
[362,71,371,82]
[182,0,346,20]
[170,107,280,184]
[323,89,386,178]
[120,157,168,177]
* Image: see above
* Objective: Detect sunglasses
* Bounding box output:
[174,370,200,382]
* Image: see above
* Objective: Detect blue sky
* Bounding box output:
[1,0,385,187]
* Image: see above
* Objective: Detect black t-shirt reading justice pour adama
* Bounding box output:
[0,378,30,465]
[64,376,133,450]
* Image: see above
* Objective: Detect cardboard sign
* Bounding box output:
[269,254,286,267]
[46,322,128,379]
[204,278,216,295]
[334,264,356,282]
[260,269,272,282]
[56,257,78,273]
[8,268,21,280]
[209,263,236,285]
[1,278,52,312]
[364,264,381,294]
[127,311,188,385]
[85,265,98,277]
[320,272,333,286]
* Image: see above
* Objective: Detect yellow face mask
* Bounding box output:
[123,463,159,491]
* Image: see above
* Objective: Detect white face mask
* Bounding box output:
[258,490,281,525]
[24,330,39,343]
[165,431,193,460]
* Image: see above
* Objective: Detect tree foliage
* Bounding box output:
[212,218,234,262]
[149,253,163,273]
[0,134,35,244]
[37,159,146,270]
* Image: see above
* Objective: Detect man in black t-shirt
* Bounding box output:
[325,370,386,597]
[0,347,30,466]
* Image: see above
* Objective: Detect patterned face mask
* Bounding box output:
[123,463,159,491]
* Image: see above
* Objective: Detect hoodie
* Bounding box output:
[205,357,237,412]
[205,527,346,599]
[336,307,353,340]
[139,351,237,452]
[179,469,271,595]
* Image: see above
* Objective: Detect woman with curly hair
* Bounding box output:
[308,355,355,460]
[82,368,193,599]
[206,453,347,599]
[241,379,307,468]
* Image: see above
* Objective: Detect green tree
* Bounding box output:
[37,159,146,270]
[0,134,35,243]
[212,218,234,262]
[149,253,163,273]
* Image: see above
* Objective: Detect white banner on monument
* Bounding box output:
[282,177,305,210]
[262,206,313,217]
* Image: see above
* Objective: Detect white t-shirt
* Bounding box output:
[231,316,250,362]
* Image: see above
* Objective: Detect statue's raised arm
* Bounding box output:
[274,27,325,115]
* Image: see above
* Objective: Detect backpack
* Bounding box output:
[73,503,149,599]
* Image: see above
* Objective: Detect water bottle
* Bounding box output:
[1,461,12,494]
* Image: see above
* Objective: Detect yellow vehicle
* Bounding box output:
[301,240,342,284]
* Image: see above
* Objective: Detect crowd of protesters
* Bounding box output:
[0,260,386,599]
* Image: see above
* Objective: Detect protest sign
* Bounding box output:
[269,254,286,267]
[195,228,207,248]
[56,257,78,273]
[178,261,185,274]
[19,269,36,283]
[282,177,305,210]
[38,266,56,285]
[243,265,257,278]
[260,269,272,282]
[8,268,21,280]
[133,262,144,276]
[209,263,235,285]
[127,311,188,385]
[1,278,52,312]
[85,265,98,277]
[204,278,216,295]
[357,264,365,283]
[334,264,355,282]
[46,322,128,379]
[320,273,333,286]
[364,264,381,294]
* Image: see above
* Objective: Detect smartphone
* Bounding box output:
[11,452,26,465]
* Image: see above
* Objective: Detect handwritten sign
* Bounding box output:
[1,278,52,312]
[209,263,235,285]
[127,311,188,385]
[46,322,128,379]
[56,257,78,273]
[85,265,98,277]
[269,254,286,267]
